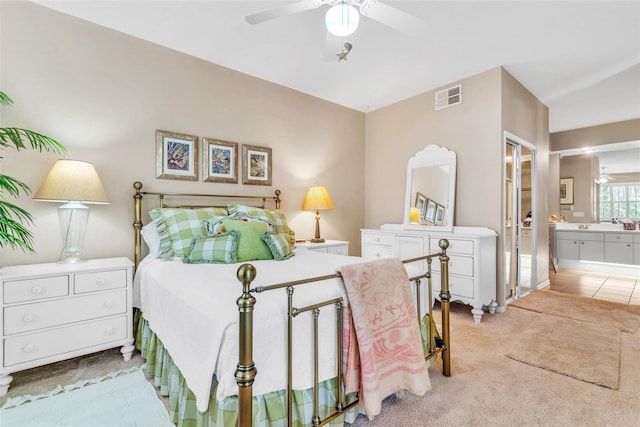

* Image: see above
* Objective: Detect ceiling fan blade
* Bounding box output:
[322,31,345,62]
[359,0,426,36]
[245,0,322,25]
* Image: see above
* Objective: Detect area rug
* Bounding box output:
[0,367,173,426]
[509,290,640,333]
[506,313,622,389]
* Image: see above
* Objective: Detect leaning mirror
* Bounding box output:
[403,144,457,232]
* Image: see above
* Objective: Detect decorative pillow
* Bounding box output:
[140,221,162,260]
[182,230,239,264]
[149,207,228,258]
[220,219,273,262]
[227,203,296,248]
[261,232,295,261]
[203,217,227,236]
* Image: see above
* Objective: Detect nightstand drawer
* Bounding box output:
[74,269,127,293]
[4,290,127,335]
[3,276,69,304]
[4,315,128,367]
[327,245,348,256]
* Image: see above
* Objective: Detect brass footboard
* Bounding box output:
[235,240,451,427]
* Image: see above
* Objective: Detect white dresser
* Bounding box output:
[362,225,497,323]
[295,239,349,256]
[0,257,134,395]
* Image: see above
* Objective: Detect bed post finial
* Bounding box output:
[133,182,144,269]
[236,263,257,427]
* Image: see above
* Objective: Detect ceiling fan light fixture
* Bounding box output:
[325,2,359,36]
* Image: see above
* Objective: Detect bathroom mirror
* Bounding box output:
[403,144,457,232]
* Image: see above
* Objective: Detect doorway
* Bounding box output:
[504,134,537,300]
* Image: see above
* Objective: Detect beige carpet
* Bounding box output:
[509,290,640,333]
[506,314,622,389]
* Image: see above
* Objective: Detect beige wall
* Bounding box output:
[0,2,365,265]
[501,68,550,305]
[365,67,549,308]
[550,119,640,151]
[559,155,600,223]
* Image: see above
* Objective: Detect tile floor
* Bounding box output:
[549,268,640,305]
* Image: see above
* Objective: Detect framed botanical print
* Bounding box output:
[415,192,427,218]
[203,138,238,183]
[156,130,198,181]
[435,203,445,225]
[242,144,272,186]
[424,198,437,223]
[560,177,574,205]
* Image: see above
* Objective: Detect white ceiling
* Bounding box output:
[33,0,640,135]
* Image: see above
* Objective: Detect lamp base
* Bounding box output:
[309,237,325,243]
[58,201,90,264]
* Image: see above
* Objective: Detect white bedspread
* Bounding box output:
[135,250,360,412]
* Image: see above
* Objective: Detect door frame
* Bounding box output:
[503,131,538,300]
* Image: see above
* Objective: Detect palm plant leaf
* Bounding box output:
[0,174,31,198]
[0,202,34,252]
[0,127,67,154]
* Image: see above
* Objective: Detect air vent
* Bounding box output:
[435,84,462,110]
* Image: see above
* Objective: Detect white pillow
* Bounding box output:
[141,221,162,260]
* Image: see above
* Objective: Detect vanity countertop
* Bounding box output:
[554,223,639,234]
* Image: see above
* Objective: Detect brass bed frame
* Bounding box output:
[132,181,451,427]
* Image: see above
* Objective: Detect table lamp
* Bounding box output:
[302,185,333,243]
[410,207,421,224]
[34,159,109,263]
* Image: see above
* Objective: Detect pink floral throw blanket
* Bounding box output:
[339,258,431,418]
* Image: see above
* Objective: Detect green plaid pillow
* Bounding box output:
[227,203,296,248]
[182,230,239,264]
[261,232,295,261]
[149,207,228,258]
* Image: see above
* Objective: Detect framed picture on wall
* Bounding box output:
[435,204,446,225]
[415,192,427,217]
[560,177,574,205]
[424,199,437,223]
[242,144,272,186]
[156,130,198,181]
[203,138,238,183]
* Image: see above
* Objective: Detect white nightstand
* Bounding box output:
[295,240,349,256]
[0,257,134,396]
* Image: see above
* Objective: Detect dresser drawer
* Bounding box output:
[431,273,474,299]
[431,254,473,277]
[605,233,633,243]
[3,315,128,367]
[362,232,393,246]
[430,238,474,255]
[4,290,127,335]
[74,269,127,294]
[362,244,395,260]
[3,276,69,304]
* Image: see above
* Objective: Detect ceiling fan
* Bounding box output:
[245,0,427,38]
[597,167,629,184]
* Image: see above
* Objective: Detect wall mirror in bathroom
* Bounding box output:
[403,144,457,232]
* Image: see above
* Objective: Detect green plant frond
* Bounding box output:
[0,127,68,154]
[0,215,35,252]
[0,200,34,224]
[0,174,31,198]
[0,91,13,106]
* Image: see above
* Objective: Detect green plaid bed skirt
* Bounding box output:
[134,310,356,426]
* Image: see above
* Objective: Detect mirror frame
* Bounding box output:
[403,144,457,232]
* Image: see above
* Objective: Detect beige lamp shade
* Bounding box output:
[34,159,109,203]
[302,185,334,211]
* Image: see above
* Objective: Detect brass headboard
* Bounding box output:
[132,181,281,268]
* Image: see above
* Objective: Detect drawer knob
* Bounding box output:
[30,286,42,294]
[22,314,35,323]
[104,300,114,308]
[105,327,115,335]
[96,278,106,286]
[23,344,35,353]
[375,237,380,242]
